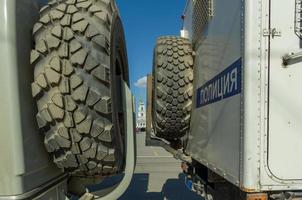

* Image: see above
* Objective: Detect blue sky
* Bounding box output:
[116,0,186,108]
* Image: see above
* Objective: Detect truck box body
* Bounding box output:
[0,0,64,198]
[184,0,302,192]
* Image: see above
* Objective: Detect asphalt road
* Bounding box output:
[119,132,201,200]
[93,132,201,199]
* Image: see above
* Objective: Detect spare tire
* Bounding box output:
[152,36,194,140]
[30,0,128,177]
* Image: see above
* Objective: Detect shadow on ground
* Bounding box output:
[93,173,201,200]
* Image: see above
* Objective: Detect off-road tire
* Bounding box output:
[30,0,127,177]
[152,36,194,140]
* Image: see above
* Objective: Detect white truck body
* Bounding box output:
[183,0,302,192]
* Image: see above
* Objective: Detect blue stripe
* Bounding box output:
[196,58,242,108]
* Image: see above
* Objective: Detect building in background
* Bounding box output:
[136,100,146,131]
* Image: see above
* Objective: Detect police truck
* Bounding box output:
[148,0,302,199]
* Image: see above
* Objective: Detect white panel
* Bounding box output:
[242,0,264,191]
[268,0,302,180]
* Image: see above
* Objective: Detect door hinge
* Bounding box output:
[263,28,282,38]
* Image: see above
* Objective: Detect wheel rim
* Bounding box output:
[110,14,129,170]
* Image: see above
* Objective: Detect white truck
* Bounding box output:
[0,0,136,199]
[149,0,302,199]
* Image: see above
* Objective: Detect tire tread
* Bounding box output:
[31,0,119,177]
[153,36,194,139]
